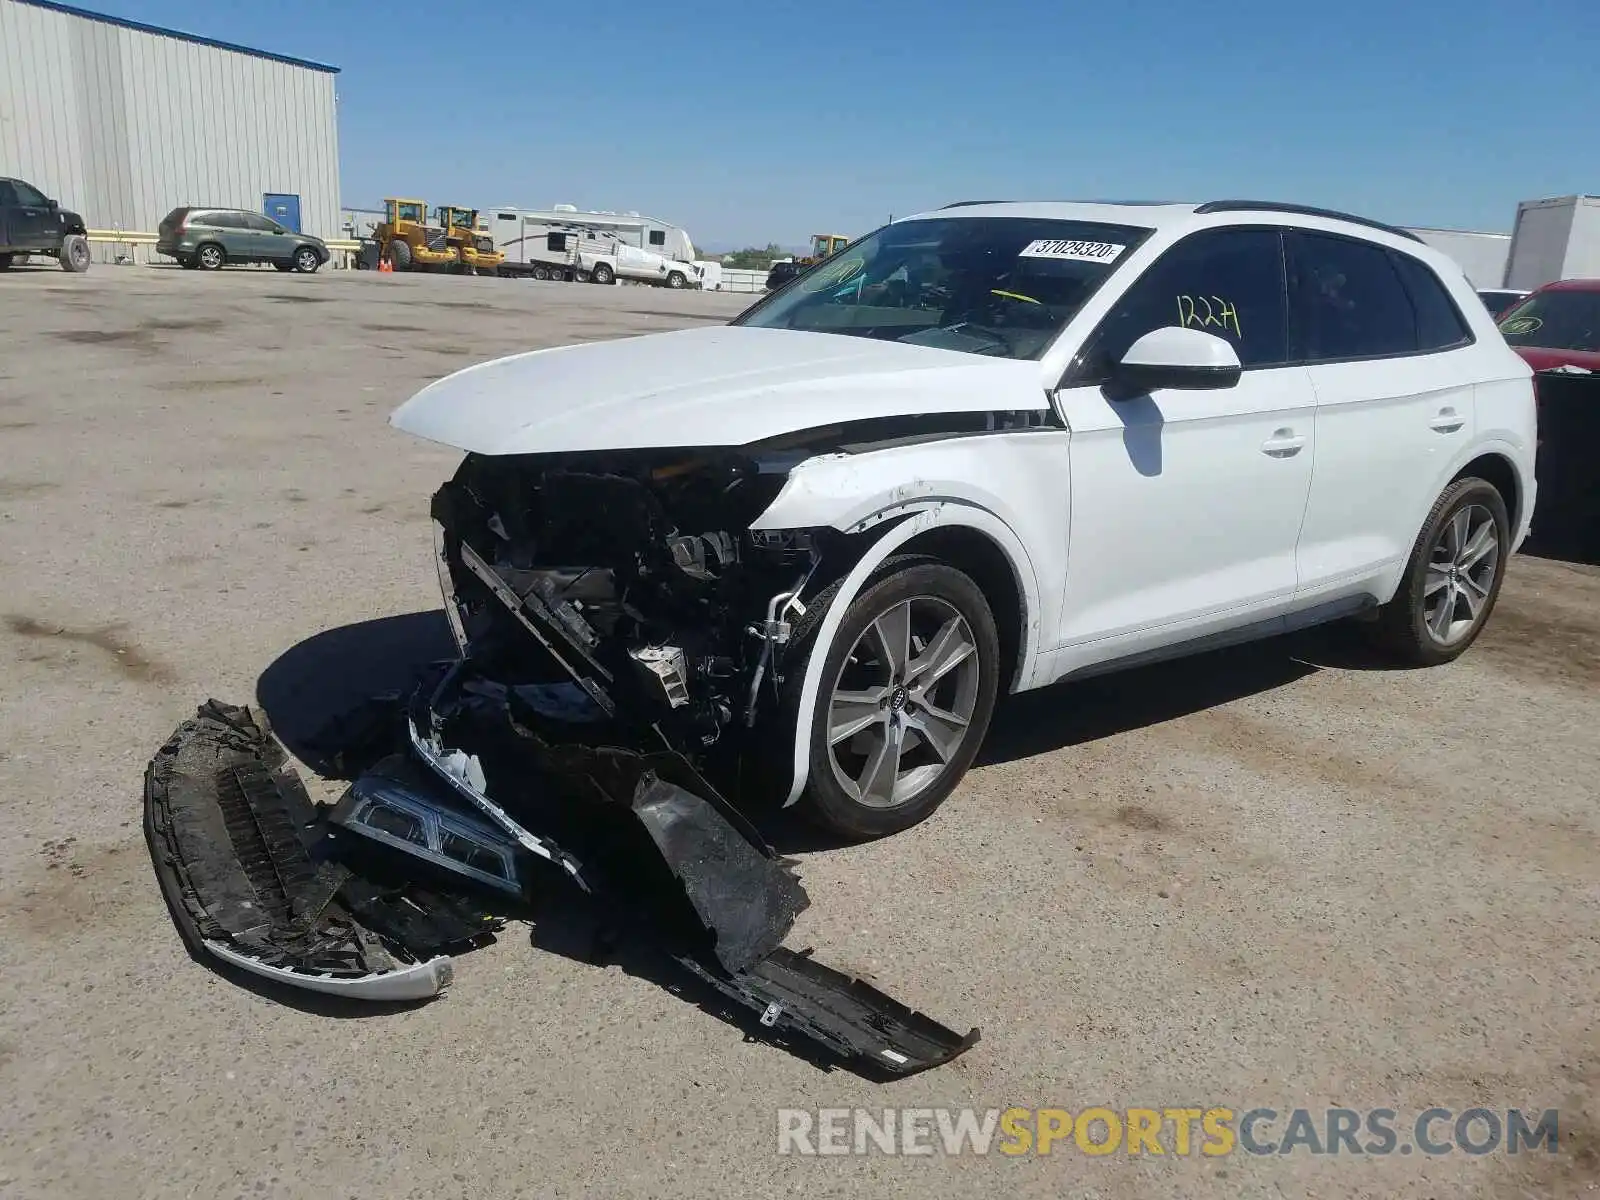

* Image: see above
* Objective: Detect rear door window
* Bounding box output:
[1077,227,1290,376]
[1286,231,1418,361]
[0,181,18,206]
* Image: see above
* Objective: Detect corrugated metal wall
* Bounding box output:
[0,0,339,256]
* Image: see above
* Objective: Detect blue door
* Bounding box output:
[263,193,301,233]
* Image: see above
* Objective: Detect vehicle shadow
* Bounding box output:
[255,609,458,775]
[254,609,1394,845]
[975,637,1323,767]
[520,891,883,1079]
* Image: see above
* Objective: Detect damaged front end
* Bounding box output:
[144,443,980,1076]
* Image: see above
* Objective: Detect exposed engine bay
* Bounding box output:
[141,418,1049,1076]
[430,443,847,765]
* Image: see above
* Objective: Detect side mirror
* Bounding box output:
[1106,326,1242,398]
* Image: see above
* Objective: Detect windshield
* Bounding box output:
[734,217,1149,360]
[1498,289,1600,352]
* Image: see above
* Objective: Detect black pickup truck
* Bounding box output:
[0,176,90,272]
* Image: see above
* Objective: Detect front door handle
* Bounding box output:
[1429,406,1465,433]
[1261,428,1306,457]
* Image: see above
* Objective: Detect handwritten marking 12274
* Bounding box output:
[1177,295,1241,338]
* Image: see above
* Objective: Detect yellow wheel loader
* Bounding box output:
[372,199,459,272]
[795,233,851,269]
[435,205,505,275]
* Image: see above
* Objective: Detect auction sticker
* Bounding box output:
[1500,316,1542,336]
[1018,238,1125,263]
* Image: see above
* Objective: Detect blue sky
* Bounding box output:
[78,0,1599,250]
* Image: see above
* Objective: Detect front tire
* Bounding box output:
[294,247,321,273]
[59,234,91,272]
[1367,476,1510,666]
[789,559,1000,840]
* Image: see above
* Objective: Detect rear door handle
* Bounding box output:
[1429,406,1465,433]
[1261,428,1306,457]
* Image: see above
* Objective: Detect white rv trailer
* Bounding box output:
[489,204,696,261]
[489,208,703,287]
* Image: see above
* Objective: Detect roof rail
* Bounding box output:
[1194,200,1423,243]
[940,200,1008,209]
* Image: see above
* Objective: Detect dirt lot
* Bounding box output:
[1,263,1597,1200]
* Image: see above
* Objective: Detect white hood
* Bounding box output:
[389,325,1047,455]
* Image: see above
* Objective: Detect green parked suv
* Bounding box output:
[156,207,329,272]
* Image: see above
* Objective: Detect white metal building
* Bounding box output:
[0,0,340,259]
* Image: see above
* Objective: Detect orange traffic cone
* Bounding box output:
[377,255,393,274]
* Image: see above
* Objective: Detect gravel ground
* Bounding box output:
[1,263,1597,1200]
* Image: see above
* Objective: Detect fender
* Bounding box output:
[1369,434,1537,604]
[769,499,1046,808]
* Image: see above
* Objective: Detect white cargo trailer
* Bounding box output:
[1503,195,1600,291]
[1404,227,1512,289]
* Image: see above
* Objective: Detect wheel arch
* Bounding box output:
[1373,440,1532,604]
[1451,450,1522,537]
[775,501,1044,808]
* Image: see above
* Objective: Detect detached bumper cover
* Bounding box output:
[144,700,502,1000]
[143,693,978,1077]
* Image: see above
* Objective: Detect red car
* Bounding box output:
[1496,278,1600,373]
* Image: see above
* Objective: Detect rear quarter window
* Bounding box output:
[1388,251,1474,351]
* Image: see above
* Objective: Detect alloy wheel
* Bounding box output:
[826,597,981,809]
[1421,503,1500,646]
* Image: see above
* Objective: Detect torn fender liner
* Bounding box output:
[628,770,808,974]
[144,700,503,1001]
[680,950,981,1078]
[519,732,809,974]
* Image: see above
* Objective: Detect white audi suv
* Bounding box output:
[393,199,1537,841]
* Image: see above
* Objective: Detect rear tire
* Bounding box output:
[59,234,91,272]
[1366,476,1510,666]
[532,265,548,280]
[591,261,614,285]
[0,253,12,270]
[666,270,687,289]
[195,242,225,271]
[785,558,1000,841]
